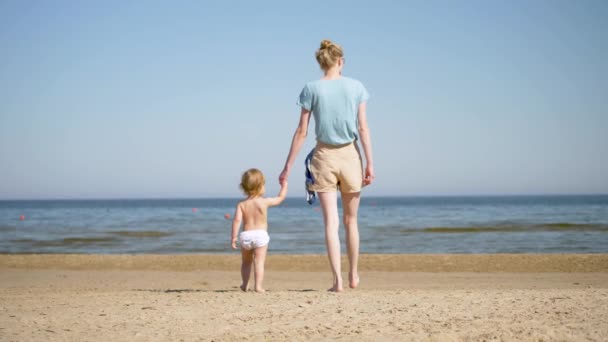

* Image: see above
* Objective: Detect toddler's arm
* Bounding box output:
[231,204,243,249]
[265,180,288,207]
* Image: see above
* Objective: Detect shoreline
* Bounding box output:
[1,253,607,272]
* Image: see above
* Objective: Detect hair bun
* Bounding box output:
[315,39,343,71]
[320,39,333,50]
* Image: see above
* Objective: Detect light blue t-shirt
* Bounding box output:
[297,76,369,145]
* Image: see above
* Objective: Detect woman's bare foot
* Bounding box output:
[349,272,360,289]
[255,288,265,293]
[327,277,344,292]
[327,285,344,292]
[240,284,248,292]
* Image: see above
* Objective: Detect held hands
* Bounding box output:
[278,167,289,185]
[363,164,375,186]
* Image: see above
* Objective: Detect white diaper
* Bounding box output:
[239,230,270,250]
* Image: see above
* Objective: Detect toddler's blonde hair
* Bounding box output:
[315,39,343,71]
[240,168,265,196]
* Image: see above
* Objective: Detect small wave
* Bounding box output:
[543,222,593,229]
[401,223,608,233]
[108,231,172,238]
[11,237,120,247]
[0,225,17,232]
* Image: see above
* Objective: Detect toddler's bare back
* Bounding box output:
[239,198,269,231]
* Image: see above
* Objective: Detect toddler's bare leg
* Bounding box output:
[240,248,253,291]
[253,245,268,292]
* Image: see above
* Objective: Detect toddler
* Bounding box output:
[231,168,287,292]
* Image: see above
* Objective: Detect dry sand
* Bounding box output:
[1,254,607,341]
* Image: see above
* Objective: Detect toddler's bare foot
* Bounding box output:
[255,288,265,293]
[349,272,360,289]
[240,284,247,292]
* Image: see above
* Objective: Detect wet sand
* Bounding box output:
[1,254,607,341]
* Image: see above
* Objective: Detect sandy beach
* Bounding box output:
[1,254,607,341]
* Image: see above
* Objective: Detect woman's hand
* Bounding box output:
[364,164,375,186]
[279,167,290,185]
[231,238,238,250]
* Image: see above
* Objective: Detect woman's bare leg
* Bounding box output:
[342,191,361,288]
[318,191,343,292]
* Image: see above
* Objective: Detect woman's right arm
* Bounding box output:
[279,108,311,183]
[357,102,375,185]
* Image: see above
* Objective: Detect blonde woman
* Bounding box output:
[279,40,374,292]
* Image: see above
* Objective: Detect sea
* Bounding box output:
[1,195,607,254]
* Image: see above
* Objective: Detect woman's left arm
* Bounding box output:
[357,102,375,185]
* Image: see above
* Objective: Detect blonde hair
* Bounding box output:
[240,168,265,196]
[315,39,343,71]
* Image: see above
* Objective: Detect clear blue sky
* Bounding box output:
[1,0,607,199]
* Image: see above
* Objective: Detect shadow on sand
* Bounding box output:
[132,288,319,293]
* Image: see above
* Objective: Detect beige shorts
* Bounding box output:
[309,141,363,193]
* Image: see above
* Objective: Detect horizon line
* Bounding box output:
[1,193,608,201]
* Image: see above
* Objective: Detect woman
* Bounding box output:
[279,39,374,292]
